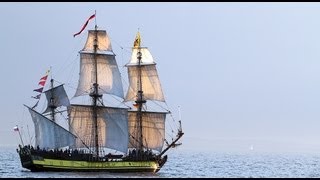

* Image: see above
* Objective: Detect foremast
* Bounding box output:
[48,75,58,148]
[49,78,56,122]
[41,70,74,149]
[24,68,74,150]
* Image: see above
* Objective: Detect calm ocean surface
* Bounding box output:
[1,147,320,178]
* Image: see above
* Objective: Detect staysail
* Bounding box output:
[25,105,77,149]
[68,105,129,153]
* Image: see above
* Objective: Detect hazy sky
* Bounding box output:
[2,2,320,154]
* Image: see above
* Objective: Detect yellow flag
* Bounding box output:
[133,32,141,48]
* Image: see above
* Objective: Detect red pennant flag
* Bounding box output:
[31,69,49,98]
[38,80,46,86]
[38,70,49,86]
[73,14,96,37]
[39,75,48,81]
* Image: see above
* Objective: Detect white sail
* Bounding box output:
[74,53,124,98]
[128,111,166,152]
[68,105,128,153]
[125,65,165,102]
[26,105,76,149]
[82,30,113,53]
[43,84,70,114]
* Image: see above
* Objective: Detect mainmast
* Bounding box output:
[73,12,127,155]
[89,24,101,158]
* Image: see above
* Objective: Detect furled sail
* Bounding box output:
[128,111,166,152]
[25,105,76,149]
[125,64,165,102]
[68,105,128,153]
[82,30,113,53]
[74,53,124,98]
[43,84,70,114]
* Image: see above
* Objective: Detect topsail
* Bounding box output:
[125,47,165,102]
[42,84,70,114]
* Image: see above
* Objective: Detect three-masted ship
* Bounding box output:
[17,16,183,173]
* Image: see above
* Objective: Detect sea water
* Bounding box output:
[1,146,320,178]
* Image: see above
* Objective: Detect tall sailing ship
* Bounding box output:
[16,14,183,172]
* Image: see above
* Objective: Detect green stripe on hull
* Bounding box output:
[31,158,159,172]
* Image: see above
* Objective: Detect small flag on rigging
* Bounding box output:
[13,126,19,132]
[38,70,50,86]
[31,69,50,109]
[33,87,44,93]
[13,125,24,146]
